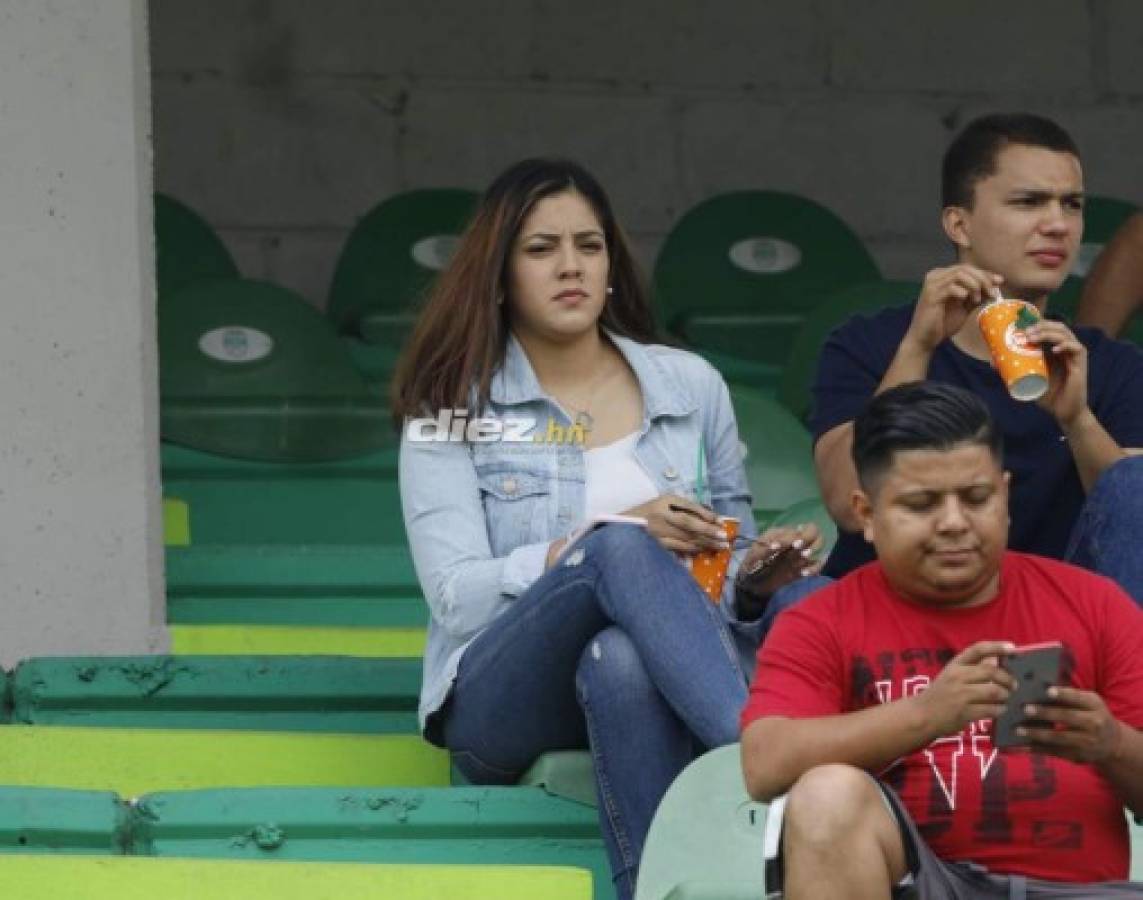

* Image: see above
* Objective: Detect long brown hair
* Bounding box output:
[391,158,657,423]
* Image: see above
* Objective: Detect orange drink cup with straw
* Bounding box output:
[690,516,739,604]
[977,298,1049,401]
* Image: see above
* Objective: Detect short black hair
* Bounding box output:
[852,382,1003,490]
[941,113,1080,209]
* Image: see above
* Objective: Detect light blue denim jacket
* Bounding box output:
[399,331,759,735]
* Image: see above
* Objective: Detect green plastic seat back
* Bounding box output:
[154,193,239,299]
[777,279,921,422]
[726,385,817,525]
[768,495,837,561]
[1049,195,1140,320]
[160,277,394,461]
[653,191,880,367]
[634,744,765,900]
[327,188,480,340]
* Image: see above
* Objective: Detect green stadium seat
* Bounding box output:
[130,786,609,898]
[0,787,124,855]
[654,192,880,370]
[326,188,480,342]
[0,856,592,900]
[1132,812,1143,881]
[776,279,921,422]
[520,751,598,808]
[0,725,448,795]
[768,496,838,561]
[160,278,394,462]
[154,193,239,300]
[343,336,406,393]
[9,656,420,735]
[1050,195,1140,321]
[635,744,767,900]
[726,384,818,526]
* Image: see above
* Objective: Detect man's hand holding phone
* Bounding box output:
[990,641,1123,763]
[1013,686,1124,765]
[914,641,1018,740]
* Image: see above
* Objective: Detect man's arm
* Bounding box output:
[742,641,1016,801]
[1075,213,1143,338]
[1100,722,1143,818]
[1022,319,1139,491]
[815,266,1002,531]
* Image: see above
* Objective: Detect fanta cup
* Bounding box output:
[689,516,739,604]
[977,299,1049,401]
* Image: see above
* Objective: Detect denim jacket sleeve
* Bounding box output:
[399,431,550,643]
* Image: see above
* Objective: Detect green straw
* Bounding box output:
[696,434,707,508]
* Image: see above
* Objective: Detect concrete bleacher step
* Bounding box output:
[0,726,448,796]
[133,785,611,896]
[166,544,426,628]
[9,656,421,734]
[0,855,591,899]
[0,787,125,855]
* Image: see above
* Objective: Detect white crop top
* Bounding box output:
[583,431,660,520]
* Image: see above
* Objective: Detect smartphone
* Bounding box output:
[992,641,1063,749]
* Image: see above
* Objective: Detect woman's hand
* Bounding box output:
[737,522,824,598]
[624,494,730,554]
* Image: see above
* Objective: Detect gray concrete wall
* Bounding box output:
[0,0,167,665]
[151,0,1143,309]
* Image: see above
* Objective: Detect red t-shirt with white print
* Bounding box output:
[741,553,1143,882]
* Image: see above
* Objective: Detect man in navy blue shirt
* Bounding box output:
[810,113,1143,603]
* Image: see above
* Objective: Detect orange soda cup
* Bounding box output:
[689,516,739,604]
[977,298,1049,401]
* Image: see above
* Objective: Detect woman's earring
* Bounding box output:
[606,286,614,296]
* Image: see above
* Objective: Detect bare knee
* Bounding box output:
[784,765,900,855]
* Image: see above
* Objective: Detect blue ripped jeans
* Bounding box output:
[1066,455,1143,607]
[439,524,747,900]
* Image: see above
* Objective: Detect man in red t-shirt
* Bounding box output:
[741,382,1143,898]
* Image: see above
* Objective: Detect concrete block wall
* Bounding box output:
[151,0,1143,310]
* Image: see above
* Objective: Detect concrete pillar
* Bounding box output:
[0,0,167,665]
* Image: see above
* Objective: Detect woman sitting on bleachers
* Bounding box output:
[392,158,823,900]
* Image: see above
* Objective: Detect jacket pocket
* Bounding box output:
[475,466,552,555]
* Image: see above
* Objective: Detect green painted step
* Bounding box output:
[0,855,591,900]
[166,545,426,627]
[0,726,448,796]
[170,625,427,658]
[0,788,126,855]
[162,444,403,546]
[132,786,611,899]
[9,657,420,734]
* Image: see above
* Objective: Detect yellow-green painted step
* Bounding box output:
[0,726,447,796]
[170,624,426,657]
[0,855,591,899]
[162,498,190,547]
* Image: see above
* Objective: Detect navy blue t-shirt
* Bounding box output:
[810,304,1143,576]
